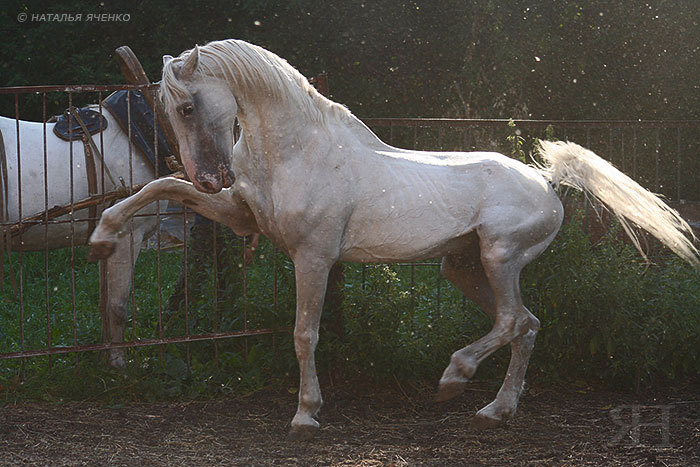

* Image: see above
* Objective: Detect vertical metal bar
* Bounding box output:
[213,222,219,366]
[632,128,638,179]
[151,88,165,365]
[409,264,415,327]
[183,206,190,372]
[676,127,681,201]
[436,264,441,319]
[413,125,418,150]
[242,235,249,361]
[127,91,138,368]
[272,243,279,357]
[127,91,134,192]
[42,93,52,376]
[14,94,25,379]
[655,129,660,191]
[68,92,78,374]
[585,128,591,151]
[620,129,625,173]
[584,128,591,233]
[273,246,278,310]
[98,91,105,196]
[97,91,110,366]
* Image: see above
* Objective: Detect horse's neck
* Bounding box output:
[237,93,388,163]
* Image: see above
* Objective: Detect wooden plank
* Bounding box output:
[114,45,181,163]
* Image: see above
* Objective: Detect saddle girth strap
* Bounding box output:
[68,107,100,237]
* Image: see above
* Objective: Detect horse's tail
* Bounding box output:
[535,139,699,268]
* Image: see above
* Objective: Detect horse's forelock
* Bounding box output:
[160,53,195,111]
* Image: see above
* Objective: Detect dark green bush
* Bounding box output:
[1,208,698,403]
[521,210,700,386]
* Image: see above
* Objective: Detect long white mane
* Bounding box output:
[160,39,350,124]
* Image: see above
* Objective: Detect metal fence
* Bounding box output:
[0,84,291,377]
[1,84,698,375]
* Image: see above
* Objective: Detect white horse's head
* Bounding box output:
[161,46,238,193]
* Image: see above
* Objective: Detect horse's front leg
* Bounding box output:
[101,223,148,368]
[89,177,258,261]
[289,252,332,440]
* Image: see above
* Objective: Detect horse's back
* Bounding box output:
[339,147,562,262]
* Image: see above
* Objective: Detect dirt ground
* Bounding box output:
[0,380,698,466]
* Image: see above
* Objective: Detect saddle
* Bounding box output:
[53,107,107,141]
[103,90,173,177]
[51,90,174,178]
[46,91,175,240]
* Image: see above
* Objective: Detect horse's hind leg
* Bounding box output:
[437,234,543,429]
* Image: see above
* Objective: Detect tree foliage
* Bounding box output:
[1,0,698,120]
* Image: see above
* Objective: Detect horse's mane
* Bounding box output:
[161,39,352,124]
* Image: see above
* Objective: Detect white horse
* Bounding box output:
[1,109,168,368]
[89,39,699,440]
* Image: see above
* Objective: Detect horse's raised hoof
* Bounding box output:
[435,380,468,402]
[288,423,319,441]
[87,241,116,261]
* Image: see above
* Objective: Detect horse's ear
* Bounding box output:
[180,46,200,79]
[162,55,174,66]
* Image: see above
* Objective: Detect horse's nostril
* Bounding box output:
[200,181,216,193]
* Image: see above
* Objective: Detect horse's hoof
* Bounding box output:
[471,408,505,430]
[471,413,502,430]
[87,241,116,261]
[107,351,126,370]
[289,423,319,441]
[435,380,467,402]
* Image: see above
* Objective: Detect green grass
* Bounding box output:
[1,210,699,404]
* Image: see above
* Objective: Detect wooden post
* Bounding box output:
[114,45,180,163]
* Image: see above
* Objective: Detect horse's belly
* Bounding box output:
[340,232,471,263]
[340,206,477,262]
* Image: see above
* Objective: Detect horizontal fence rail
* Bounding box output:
[364,117,700,129]
[1,84,699,380]
[0,83,160,94]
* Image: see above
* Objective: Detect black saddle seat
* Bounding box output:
[53,107,107,141]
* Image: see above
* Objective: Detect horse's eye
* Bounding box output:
[181,104,194,117]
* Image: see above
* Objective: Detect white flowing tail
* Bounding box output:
[535,140,699,268]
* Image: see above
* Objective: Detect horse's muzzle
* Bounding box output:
[194,165,235,194]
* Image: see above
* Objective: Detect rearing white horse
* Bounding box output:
[89,39,699,440]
